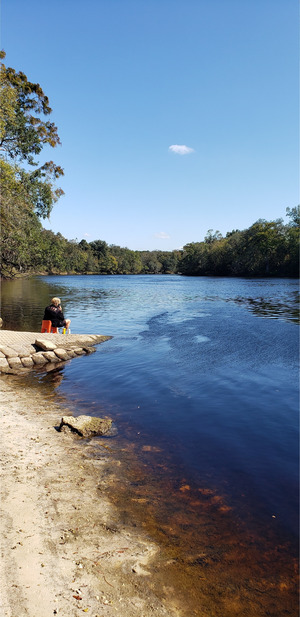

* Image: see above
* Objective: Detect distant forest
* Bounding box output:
[1,205,299,278]
[0,52,299,279]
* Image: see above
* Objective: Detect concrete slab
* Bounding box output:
[0,330,112,374]
[0,330,111,349]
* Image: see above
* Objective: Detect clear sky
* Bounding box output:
[1,0,299,250]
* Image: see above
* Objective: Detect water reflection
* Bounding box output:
[0,276,125,331]
[1,275,299,616]
[232,291,299,323]
[42,364,65,387]
[0,277,52,330]
[1,275,298,332]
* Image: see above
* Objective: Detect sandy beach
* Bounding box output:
[1,369,298,617]
[0,375,182,617]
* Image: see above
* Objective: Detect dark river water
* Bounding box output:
[1,275,299,616]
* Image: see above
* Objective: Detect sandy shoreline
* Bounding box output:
[0,375,182,617]
[1,372,299,617]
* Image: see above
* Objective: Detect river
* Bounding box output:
[1,274,299,616]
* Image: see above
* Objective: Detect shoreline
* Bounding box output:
[0,330,112,374]
[0,375,182,617]
[1,372,298,617]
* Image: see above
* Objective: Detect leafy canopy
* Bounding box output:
[0,50,63,218]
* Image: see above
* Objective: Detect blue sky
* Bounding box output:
[1,0,298,250]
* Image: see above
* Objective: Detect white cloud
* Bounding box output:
[154,231,170,240]
[169,144,195,155]
[84,233,91,237]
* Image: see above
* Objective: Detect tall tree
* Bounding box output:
[0,50,63,219]
[286,205,300,227]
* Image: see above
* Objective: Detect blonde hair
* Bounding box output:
[51,297,61,306]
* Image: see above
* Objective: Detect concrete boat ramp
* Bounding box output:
[0,330,112,374]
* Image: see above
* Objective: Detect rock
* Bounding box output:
[0,357,9,371]
[59,415,113,438]
[21,356,34,368]
[82,346,96,355]
[42,351,60,363]
[0,346,18,358]
[28,345,38,355]
[35,338,57,351]
[54,348,70,361]
[9,344,34,357]
[73,347,86,355]
[65,349,77,358]
[0,366,15,374]
[32,352,48,365]
[7,357,22,368]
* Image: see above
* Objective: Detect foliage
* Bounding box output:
[0,56,298,280]
[0,51,63,219]
[286,205,300,227]
[1,207,298,279]
[0,159,42,277]
[180,214,299,277]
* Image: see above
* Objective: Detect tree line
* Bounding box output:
[1,205,298,278]
[0,52,298,279]
[179,211,299,277]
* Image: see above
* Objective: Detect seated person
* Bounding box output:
[43,297,71,331]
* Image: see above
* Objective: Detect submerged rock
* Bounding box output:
[59,415,113,438]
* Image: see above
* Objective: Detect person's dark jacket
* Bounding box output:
[43,304,66,327]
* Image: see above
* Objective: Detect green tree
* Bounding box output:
[204,229,222,244]
[0,51,63,219]
[283,207,299,276]
[159,251,179,273]
[0,159,41,276]
[179,242,203,275]
[242,219,285,275]
[90,240,108,258]
[139,251,162,274]
[286,205,300,227]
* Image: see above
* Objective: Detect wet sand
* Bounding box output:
[0,376,182,617]
[0,375,298,617]
[106,437,299,617]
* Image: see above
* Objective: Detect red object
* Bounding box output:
[41,320,58,334]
